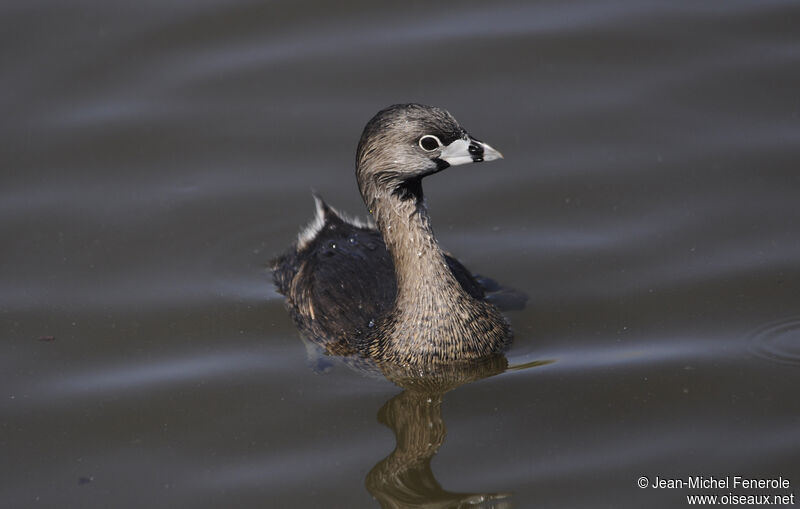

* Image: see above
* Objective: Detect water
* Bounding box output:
[2,1,799,507]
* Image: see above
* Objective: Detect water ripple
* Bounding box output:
[748,316,800,366]
[42,348,289,397]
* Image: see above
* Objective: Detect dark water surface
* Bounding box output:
[3,1,800,508]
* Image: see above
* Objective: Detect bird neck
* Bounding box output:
[364,187,508,364]
[370,189,471,311]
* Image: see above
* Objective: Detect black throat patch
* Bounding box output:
[393,177,424,202]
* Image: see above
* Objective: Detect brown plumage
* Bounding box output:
[272,104,524,366]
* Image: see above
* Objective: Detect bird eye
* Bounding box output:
[418,135,442,152]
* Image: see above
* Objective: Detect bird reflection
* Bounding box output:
[282,286,547,507]
[365,356,515,509]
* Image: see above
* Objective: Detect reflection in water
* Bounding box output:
[292,292,550,507]
[365,356,526,509]
[367,390,511,509]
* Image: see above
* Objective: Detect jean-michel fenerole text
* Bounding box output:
[650,476,791,490]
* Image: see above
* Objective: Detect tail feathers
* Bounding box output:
[311,191,337,221]
[298,192,337,250]
[298,192,374,250]
[274,192,376,294]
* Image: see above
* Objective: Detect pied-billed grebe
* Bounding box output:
[273,104,517,366]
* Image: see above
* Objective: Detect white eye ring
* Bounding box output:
[418,135,442,152]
